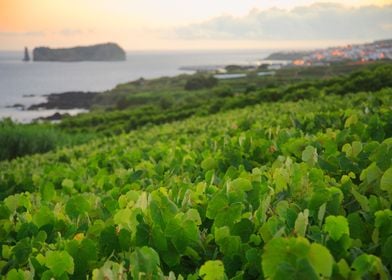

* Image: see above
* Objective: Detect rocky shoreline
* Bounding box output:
[27,91,99,110]
[7,91,98,121]
[35,112,71,121]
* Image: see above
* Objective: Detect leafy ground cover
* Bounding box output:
[0,87,391,279]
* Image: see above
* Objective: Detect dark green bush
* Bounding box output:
[184,75,218,91]
[213,85,234,97]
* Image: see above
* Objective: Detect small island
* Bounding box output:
[32,43,126,62]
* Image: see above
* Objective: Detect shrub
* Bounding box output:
[184,75,218,91]
[213,85,234,97]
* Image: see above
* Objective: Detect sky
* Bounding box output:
[0,0,391,51]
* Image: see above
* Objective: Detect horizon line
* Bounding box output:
[0,37,391,53]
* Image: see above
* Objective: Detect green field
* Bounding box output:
[0,74,391,279]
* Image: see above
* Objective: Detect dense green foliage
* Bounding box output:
[0,119,93,161]
[0,87,391,279]
[58,63,392,135]
[184,75,218,91]
[2,63,390,162]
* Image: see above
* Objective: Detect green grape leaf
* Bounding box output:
[151,226,168,251]
[381,236,392,266]
[17,222,38,240]
[215,226,230,242]
[302,146,318,166]
[273,168,289,193]
[65,195,91,219]
[32,206,55,228]
[232,219,254,242]
[230,178,253,192]
[323,215,350,241]
[215,227,241,256]
[352,254,389,279]
[4,194,29,213]
[6,269,25,280]
[45,251,74,277]
[135,217,150,247]
[337,259,351,279]
[12,238,32,265]
[295,209,309,237]
[118,229,132,251]
[351,189,369,212]
[65,239,98,278]
[161,243,180,267]
[360,162,382,184]
[263,237,333,279]
[374,209,392,240]
[129,247,161,280]
[206,192,228,219]
[62,178,74,190]
[214,203,243,228]
[345,114,358,128]
[342,143,352,157]
[317,203,327,226]
[351,141,362,157]
[185,209,202,226]
[262,237,311,279]
[199,260,225,280]
[201,157,218,171]
[113,208,133,230]
[99,226,120,257]
[380,167,392,194]
[92,261,125,280]
[308,243,334,277]
[40,270,55,280]
[40,182,55,201]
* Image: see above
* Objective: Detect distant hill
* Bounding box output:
[264,51,312,61]
[33,43,126,62]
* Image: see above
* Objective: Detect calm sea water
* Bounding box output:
[0,49,272,122]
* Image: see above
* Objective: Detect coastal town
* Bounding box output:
[181,39,392,79]
[289,39,392,66]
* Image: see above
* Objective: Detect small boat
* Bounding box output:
[23,47,30,62]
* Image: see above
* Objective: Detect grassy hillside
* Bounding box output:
[0,87,391,279]
[59,63,392,135]
[1,62,390,162]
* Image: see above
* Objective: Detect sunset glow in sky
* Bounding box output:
[1,0,391,50]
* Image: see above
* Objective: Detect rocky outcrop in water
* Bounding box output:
[33,43,126,62]
[23,47,30,62]
[36,112,70,121]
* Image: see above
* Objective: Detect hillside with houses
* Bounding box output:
[266,39,392,67]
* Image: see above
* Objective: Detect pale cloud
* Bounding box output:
[58,29,84,36]
[175,3,392,41]
[0,29,87,38]
[1,1,391,50]
[0,31,45,37]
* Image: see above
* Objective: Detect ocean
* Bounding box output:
[0,49,272,122]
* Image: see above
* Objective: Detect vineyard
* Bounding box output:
[0,88,391,279]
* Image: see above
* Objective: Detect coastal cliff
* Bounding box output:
[33,43,126,62]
